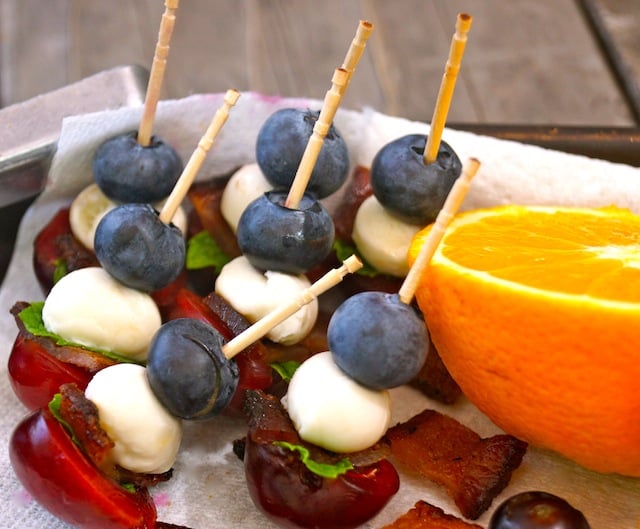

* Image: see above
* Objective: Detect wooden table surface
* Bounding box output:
[1,0,638,127]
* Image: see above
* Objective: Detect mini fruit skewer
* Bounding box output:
[237,20,373,275]
[354,12,472,278]
[327,158,479,388]
[95,89,240,292]
[237,68,344,275]
[244,160,479,527]
[93,0,183,204]
[281,159,478,460]
[252,20,373,202]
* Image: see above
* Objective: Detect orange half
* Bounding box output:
[408,205,640,476]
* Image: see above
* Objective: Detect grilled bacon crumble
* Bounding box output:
[385,408,528,520]
[379,500,484,529]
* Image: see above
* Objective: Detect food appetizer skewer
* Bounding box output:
[352,12,472,279]
[93,0,183,204]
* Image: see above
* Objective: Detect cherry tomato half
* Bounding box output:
[10,408,157,529]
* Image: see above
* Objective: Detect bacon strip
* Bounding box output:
[187,174,241,259]
[379,500,483,529]
[410,340,462,404]
[385,409,527,520]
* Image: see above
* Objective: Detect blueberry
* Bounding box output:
[256,108,350,199]
[489,491,591,529]
[146,318,239,420]
[93,131,183,203]
[370,134,462,225]
[328,291,429,390]
[236,190,334,275]
[94,203,185,292]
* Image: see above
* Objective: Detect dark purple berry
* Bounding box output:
[93,132,183,203]
[328,291,429,390]
[236,190,334,275]
[146,318,239,420]
[94,203,184,292]
[370,134,461,225]
[256,108,350,199]
[489,491,591,529]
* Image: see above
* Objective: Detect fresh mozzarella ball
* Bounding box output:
[352,195,420,277]
[42,267,161,360]
[164,200,188,239]
[85,363,182,474]
[282,351,391,453]
[215,256,317,345]
[69,183,188,251]
[69,183,117,250]
[220,163,273,233]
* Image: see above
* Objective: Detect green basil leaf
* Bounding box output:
[332,239,380,277]
[18,303,142,365]
[186,230,231,273]
[273,441,353,478]
[270,360,301,383]
[53,258,68,284]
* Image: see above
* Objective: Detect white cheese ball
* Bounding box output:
[42,267,161,360]
[282,351,391,453]
[220,163,273,233]
[69,184,188,251]
[352,195,420,278]
[69,183,118,250]
[215,256,317,345]
[85,363,182,474]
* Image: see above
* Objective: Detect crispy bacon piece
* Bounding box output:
[381,501,483,529]
[379,500,483,529]
[385,409,528,520]
[187,174,241,259]
[333,165,375,242]
[410,340,462,404]
[57,382,114,468]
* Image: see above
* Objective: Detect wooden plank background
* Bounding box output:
[0,0,637,126]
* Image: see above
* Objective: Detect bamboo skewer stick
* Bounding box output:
[284,20,374,209]
[159,89,240,224]
[222,255,362,359]
[138,0,180,147]
[424,13,472,164]
[284,68,350,209]
[341,20,374,85]
[398,158,480,305]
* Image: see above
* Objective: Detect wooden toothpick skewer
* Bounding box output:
[424,13,472,164]
[222,255,363,359]
[138,0,180,147]
[284,67,350,209]
[159,89,240,224]
[398,158,480,305]
[341,20,374,86]
[284,20,373,209]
